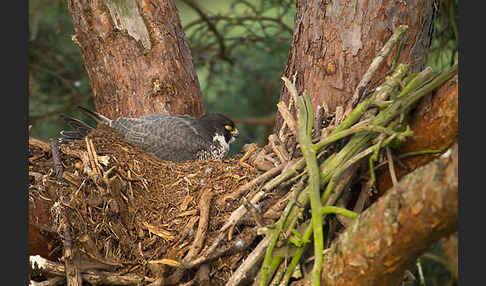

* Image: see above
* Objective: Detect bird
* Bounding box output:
[59,106,239,162]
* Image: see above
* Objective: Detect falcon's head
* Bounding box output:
[200,113,239,145]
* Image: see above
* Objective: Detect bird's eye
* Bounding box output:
[225,125,233,131]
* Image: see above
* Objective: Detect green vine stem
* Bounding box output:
[320,206,358,218]
[296,91,323,286]
[397,149,442,159]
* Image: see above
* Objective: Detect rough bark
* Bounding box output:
[274,0,437,132]
[320,143,458,286]
[376,74,458,195]
[67,0,204,119]
[440,232,458,280]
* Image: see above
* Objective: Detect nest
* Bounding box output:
[29,124,289,285]
[29,29,458,284]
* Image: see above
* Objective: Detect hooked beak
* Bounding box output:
[231,128,239,138]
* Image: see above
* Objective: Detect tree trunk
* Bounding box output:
[67,0,204,119]
[274,0,437,132]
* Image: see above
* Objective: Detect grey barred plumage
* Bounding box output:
[59,106,239,162]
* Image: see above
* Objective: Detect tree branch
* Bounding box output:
[181,0,234,64]
[320,143,458,286]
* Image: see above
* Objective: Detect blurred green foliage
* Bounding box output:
[29,0,93,140]
[178,0,295,153]
[426,0,459,70]
[28,0,458,284]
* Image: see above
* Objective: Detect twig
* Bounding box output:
[29,277,65,286]
[319,206,358,218]
[276,101,297,135]
[416,258,426,286]
[222,190,266,235]
[184,231,257,269]
[58,146,91,175]
[85,137,101,176]
[391,40,406,72]
[61,215,82,286]
[368,135,385,188]
[314,105,325,136]
[220,164,284,204]
[185,189,213,260]
[146,277,165,286]
[386,146,398,186]
[184,14,293,34]
[179,279,195,286]
[321,143,457,284]
[269,134,290,163]
[267,258,286,286]
[174,190,266,275]
[397,149,442,159]
[168,189,213,284]
[395,67,435,99]
[49,138,64,181]
[312,122,393,152]
[262,158,305,192]
[106,175,130,228]
[337,63,409,134]
[353,179,373,214]
[30,137,51,153]
[239,144,259,168]
[344,25,409,116]
[226,235,271,286]
[196,264,210,286]
[325,165,359,229]
[259,177,307,286]
[262,185,296,220]
[242,197,264,228]
[176,216,199,245]
[30,255,143,285]
[281,73,298,105]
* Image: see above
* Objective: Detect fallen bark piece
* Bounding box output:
[321,143,458,286]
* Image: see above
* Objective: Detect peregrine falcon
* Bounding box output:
[59,106,239,162]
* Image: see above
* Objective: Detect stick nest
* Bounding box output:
[29,125,284,284]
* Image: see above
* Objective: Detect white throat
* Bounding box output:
[213,133,229,151]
